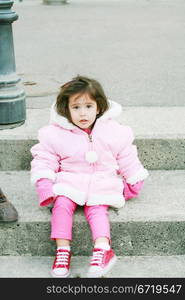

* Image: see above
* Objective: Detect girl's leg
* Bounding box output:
[84,204,110,244]
[84,205,117,278]
[51,196,77,278]
[51,195,77,242]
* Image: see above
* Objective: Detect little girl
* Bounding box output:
[30,75,148,278]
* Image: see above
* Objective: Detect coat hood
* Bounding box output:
[49,100,122,129]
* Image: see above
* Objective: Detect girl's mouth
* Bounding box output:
[80,120,88,123]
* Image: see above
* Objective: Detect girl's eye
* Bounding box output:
[87,105,92,108]
[73,106,79,110]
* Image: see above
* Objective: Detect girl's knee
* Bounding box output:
[84,205,109,220]
[53,196,77,213]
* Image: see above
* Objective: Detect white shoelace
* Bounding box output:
[55,251,69,266]
[90,250,104,265]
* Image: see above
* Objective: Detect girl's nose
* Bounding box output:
[80,107,86,115]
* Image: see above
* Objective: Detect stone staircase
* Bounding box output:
[0,0,185,278]
[0,105,185,277]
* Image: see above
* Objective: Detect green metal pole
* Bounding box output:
[0,0,26,129]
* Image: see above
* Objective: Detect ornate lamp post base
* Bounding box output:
[0,0,26,129]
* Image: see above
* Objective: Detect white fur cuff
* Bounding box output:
[126,168,149,185]
[87,193,125,208]
[31,170,56,185]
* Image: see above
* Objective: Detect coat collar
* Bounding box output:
[49,100,122,130]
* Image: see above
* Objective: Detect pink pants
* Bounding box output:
[51,196,110,242]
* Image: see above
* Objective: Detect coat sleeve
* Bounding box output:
[36,178,55,206]
[30,126,60,185]
[116,126,149,184]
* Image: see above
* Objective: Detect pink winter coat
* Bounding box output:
[30,101,148,208]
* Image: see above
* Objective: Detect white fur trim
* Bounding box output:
[31,170,56,185]
[52,183,86,206]
[101,100,122,120]
[49,100,122,129]
[52,183,125,208]
[87,193,125,208]
[49,103,75,129]
[126,168,149,185]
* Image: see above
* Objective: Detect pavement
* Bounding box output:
[12,0,185,106]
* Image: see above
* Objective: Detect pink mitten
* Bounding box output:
[123,180,144,200]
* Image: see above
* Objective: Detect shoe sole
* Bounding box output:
[87,255,117,278]
[51,270,70,278]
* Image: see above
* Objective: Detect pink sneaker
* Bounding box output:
[51,249,71,277]
[87,248,117,278]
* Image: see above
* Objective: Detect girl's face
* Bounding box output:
[68,93,99,129]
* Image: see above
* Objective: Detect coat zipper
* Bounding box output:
[88,134,92,143]
[86,133,94,203]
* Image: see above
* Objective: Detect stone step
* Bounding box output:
[0,170,185,256]
[1,255,185,278]
[0,107,185,170]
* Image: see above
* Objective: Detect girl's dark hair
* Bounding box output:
[56,75,109,122]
